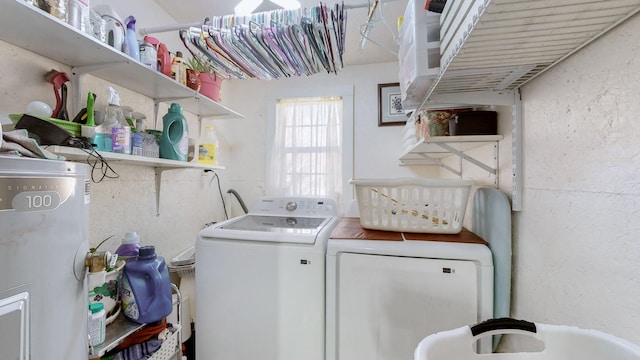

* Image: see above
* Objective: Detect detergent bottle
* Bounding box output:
[159,103,189,161]
[120,245,172,324]
[115,232,141,262]
[198,125,219,165]
[139,37,157,70]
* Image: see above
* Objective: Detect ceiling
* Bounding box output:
[152,0,408,66]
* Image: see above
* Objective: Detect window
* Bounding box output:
[268,96,343,203]
[265,85,354,209]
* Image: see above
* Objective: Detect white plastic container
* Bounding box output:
[415,318,640,360]
[88,302,106,346]
[398,0,441,110]
[350,178,473,234]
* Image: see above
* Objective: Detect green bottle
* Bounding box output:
[159,103,188,161]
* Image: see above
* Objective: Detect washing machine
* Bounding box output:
[196,196,339,360]
[326,217,494,360]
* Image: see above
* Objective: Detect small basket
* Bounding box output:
[168,264,195,278]
[148,324,181,360]
[350,178,473,234]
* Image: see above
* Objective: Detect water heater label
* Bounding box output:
[0,177,74,212]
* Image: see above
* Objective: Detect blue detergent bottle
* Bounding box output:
[120,245,172,324]
[159,103,189,161]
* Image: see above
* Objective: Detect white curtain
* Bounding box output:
[268,96,343,205]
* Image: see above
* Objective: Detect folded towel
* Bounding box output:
[1,129,64,160]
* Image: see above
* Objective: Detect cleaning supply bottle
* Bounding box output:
[88,302,106,346]
[139,37,157,70]
[124,16,140,62]
[105,86,131,154]
[198,125,219,165]
[171,51,187,86]
[94,88,120,152]
[156,42,172,77]
[160,103,189,161]
[115,231,141,262]
[120,245,172,324]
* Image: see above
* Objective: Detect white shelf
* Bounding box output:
[409,0,640,211]
[400,135,502,165]
[49,145,222,216]
[0,0,243,120]
[49,146,225,171]
[429,0,640,98]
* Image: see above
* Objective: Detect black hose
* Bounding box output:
[227,189,249,214]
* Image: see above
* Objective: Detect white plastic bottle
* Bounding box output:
[88,302,106,346]
[105,86,132,154]
[198,125,219,165]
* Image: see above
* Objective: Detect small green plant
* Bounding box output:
[88,235,131,271]
[89,235,115,254]
[187,56,213,73]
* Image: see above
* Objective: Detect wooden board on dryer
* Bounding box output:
[330,217,487,245]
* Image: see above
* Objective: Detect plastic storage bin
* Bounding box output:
[350,178,473,234]
[415,318,640,360]
[398,0,441,110]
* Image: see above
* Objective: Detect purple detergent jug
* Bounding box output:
[120,245,172,324]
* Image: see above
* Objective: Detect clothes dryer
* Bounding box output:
[326,218,494,360]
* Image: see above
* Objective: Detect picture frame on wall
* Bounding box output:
[378,82,405,126]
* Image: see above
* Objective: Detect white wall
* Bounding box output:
[506,13,640,347]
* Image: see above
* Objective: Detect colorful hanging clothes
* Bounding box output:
[179,2,347,81]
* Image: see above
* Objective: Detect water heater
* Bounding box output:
[0,156,90,359]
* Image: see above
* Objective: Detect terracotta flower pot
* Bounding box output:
[186,69,201,91]
[198,72,222,102]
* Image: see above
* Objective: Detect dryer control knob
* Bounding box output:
[286,201,297,212]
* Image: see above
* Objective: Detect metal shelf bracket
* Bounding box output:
[70,62,126,116]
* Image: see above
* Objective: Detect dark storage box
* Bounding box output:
[449,111,497,135]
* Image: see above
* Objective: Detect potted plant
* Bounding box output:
[187,56,223,102]
[87,235,125,324]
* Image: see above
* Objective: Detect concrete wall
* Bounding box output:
[506,13,640,347]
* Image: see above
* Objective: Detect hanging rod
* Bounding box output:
[138,1,397,35]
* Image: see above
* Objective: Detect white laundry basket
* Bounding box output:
[415,318,640,360]
[350,178,473,234]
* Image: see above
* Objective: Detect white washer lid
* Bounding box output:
[200,214,336,244]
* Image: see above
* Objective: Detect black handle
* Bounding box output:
[471,318,537,336]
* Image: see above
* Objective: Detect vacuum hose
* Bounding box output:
[227,189,249,214]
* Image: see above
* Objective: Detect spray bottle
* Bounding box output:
[105,86,131,154]
[124,16,140,62]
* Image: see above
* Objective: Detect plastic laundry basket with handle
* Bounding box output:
[415,318,640,360]
[350,178,474,234]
